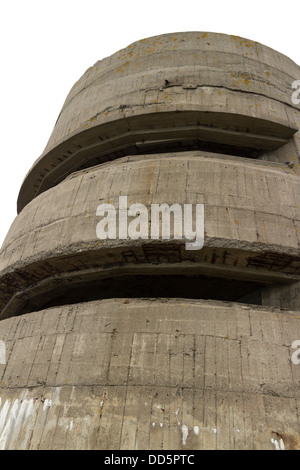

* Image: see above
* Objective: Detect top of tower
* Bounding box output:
[17,31,300,212]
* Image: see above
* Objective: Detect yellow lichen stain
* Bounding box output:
[67,204,71,208]
[116,60,131,73]
[265,70,270,77]
[232,72,254,86]
[104,112,109,116]
[234,219,239,224]
[144,46,154,54]
[230,35,256,48]
[202,33,209,38]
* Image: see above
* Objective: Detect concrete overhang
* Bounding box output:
[17,111,297,213]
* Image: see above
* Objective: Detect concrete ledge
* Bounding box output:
[17,111,297,212]
[1,152,300,318]
[17,31,300,212]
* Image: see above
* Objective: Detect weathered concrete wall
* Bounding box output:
[1,32,300,450]
[17,32,300,212]
[1,299,300,450]
[0,151,299,319]
[262,281,300,310]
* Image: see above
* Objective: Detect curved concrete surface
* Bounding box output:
[1,32,300,450]
[17,32,300,212]
[1,151,300,319]
[1,298,300,450]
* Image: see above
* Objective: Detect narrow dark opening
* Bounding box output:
[134,139,263,159]
[72,140,263,175]
[18,110,296,213]
[18,274,265,316]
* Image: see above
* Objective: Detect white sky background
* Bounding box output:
[0,0,299,247]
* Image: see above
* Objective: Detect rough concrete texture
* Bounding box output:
[0,32,300,449]
[18,31,300,211]
[1,151,300,318]
[1,298,300,450]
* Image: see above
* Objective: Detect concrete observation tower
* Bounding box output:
[0,32,300,450]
